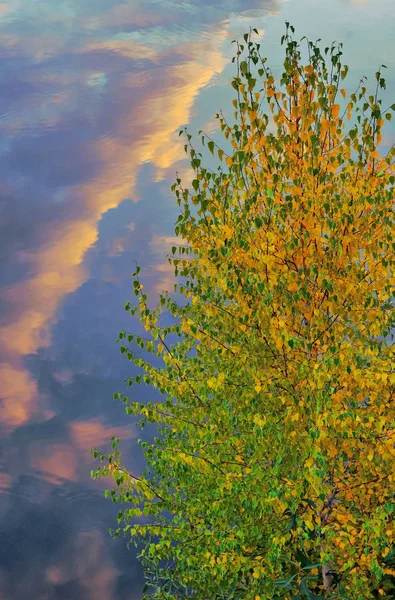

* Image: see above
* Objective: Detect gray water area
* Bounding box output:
[0,0,394,598]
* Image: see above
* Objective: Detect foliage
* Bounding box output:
[91,24,395,599]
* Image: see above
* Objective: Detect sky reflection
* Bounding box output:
[0,0,394,598]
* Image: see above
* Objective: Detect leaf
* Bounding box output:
[303,563,322,571]
[240,60,248,75]
[287,280,298,293]
[295,549,311,568]
[299,575,322,600]
[274,574,298,589]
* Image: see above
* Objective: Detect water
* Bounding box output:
[0,0,394,598]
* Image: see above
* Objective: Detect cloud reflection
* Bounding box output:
[30,442,79,483]
[69,418,136,453]
[0,27,228,431]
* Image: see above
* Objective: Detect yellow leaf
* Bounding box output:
[261,254,275,267]
[305,519,315,531]
[328,446,337,458]
[287,280,298,293]
[253,414,266,427]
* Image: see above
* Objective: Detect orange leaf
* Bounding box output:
[287,280,299,293]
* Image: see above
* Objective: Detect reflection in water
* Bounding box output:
[30,443,80,484]
[0,24,228,432]
[0,0,394,598]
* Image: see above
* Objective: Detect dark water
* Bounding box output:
[0,0,394,598]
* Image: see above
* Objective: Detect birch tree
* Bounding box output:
[91,24,395,599]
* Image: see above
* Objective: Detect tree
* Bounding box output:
[91,24,395,599]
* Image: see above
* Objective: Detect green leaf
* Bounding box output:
[240,60,248,75]
[274,574,298,589]
[303,563,322,571]
[248,77,256,91]
[299,575,322,600]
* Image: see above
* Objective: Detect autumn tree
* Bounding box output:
[91,24,395,599]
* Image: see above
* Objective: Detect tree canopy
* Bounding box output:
[91,24,395,600]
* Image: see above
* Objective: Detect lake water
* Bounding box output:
[0,0,394,598]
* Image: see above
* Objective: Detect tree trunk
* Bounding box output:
[322,561,334,591]
[320,487,339,592]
